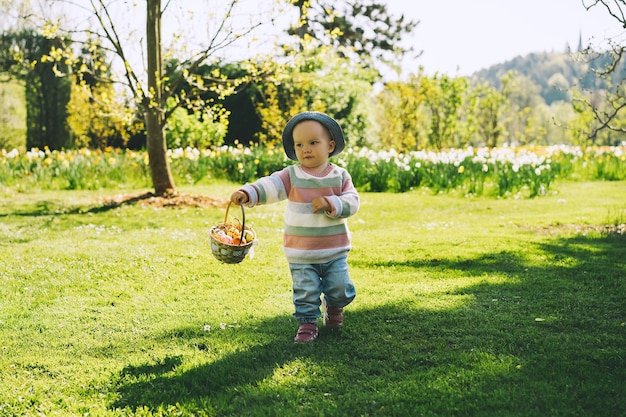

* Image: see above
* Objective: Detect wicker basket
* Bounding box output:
[209,202,256,264]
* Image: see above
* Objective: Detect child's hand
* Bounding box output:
[230,191,249,205]
[311,196,331,213]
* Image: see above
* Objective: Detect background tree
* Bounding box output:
[210,0,420,146]
[67,39,135,149]
[579,0,626,141]
[419,72,468,150]
[470,82,507,148]
[0,72,24,150]
[0,29,71,149]
[499,71,548,145]
[165,60,257,146]
[375,80,428,151]
[253,43,377,149]
[30,0,275,195]
[144,0,174,194]
[288,0,419,75]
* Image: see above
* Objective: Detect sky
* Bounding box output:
[384,0,624,77]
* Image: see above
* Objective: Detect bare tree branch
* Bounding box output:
[579,0,626,142]
[583,0,626,27]
[90,0,144,105]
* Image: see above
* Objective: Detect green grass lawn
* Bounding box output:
[1,181,625,417]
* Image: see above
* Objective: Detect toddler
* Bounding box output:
[230,111,360,343]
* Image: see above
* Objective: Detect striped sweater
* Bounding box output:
[240,163,360,264]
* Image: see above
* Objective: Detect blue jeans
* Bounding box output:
[288,256,356,324]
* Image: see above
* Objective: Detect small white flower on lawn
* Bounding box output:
[203,324,211,331]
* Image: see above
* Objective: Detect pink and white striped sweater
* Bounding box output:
[240,163,360,264]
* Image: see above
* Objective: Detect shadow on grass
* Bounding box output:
[0,192,226,218]
[110,234,625,416]
[353,232,625,280]
[0,193,159,217]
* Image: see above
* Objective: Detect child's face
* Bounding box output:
[292,120,336,171]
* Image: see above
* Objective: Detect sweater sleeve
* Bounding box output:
[240,168,291,207]
[325,170,359,219]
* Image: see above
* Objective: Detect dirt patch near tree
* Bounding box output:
[99,192,229,209]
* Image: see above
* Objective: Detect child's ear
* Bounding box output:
[328,140,336,155]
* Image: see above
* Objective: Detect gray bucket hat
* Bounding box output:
[282,111,345,161]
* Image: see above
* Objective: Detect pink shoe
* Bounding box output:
[294,323,318,343]
[323,298,344,328]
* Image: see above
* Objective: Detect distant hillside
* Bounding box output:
[473,51,623,105]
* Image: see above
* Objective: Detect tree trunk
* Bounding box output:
[146,0,176,196]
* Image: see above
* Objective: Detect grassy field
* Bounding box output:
[0,180,625,416]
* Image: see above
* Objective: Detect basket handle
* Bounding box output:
[224,201,246,246]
